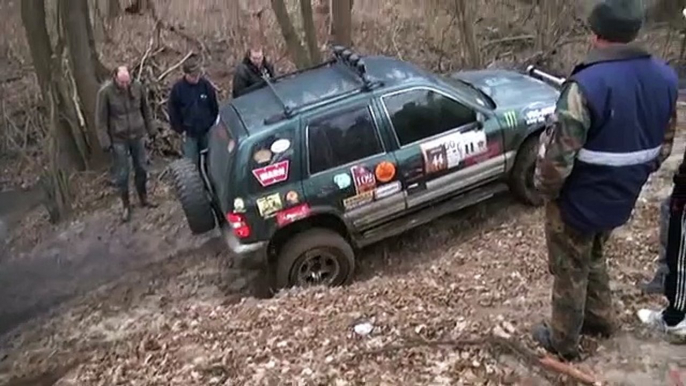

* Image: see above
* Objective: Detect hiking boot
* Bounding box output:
[531,323,580,361]
[581,319,616,338]
[639,272,666,295]
[120,192,131,222]
[136,183,158,208]
[638,309,686,342]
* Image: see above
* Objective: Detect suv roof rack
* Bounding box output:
[260,46,384,125]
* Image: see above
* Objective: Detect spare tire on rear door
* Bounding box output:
[169,158,216,234]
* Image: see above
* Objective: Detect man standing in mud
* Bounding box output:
[231,46,276,98]
[532,0,678,360]
[96,66,157,222]
[168,54,219,165]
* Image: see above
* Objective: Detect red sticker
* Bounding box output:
[350,165,376,194]
[252,160,290,187]
[276,204,311,227]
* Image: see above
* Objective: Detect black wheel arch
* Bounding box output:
[267,210,353,263]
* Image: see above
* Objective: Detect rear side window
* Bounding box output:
[248,128,296,192]
[307,105,383,175]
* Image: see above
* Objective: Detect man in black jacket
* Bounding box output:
[231,47,276,98]
[168,55,219,165]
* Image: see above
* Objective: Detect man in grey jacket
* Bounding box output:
[96,66,157,222]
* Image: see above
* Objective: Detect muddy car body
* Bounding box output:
[169,47,559,290]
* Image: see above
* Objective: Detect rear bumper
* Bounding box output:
[221,225,268,269]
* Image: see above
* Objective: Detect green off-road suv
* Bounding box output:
[169,47,560,290]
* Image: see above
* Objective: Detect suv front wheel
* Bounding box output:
[276,228,356,289]
[509,134,544,207]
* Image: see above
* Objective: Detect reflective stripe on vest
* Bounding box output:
[576,145,662,167]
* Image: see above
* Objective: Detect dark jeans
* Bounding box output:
[112,138,148,195]
[183,133,208,166]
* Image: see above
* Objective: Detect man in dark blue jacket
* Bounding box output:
[168,54,219,165]
[532,0,678,360]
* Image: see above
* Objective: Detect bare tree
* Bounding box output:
[301,0,322,64]
[331,0,352,46]
[21,0,78,220]
[453,0,481,68]
[108,0,122,19]
[60,0,107,165]
[534,0,556,54]
[271,0,311,68]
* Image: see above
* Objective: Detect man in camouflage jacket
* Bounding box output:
[96,66,157,222]
[532,0,678,360]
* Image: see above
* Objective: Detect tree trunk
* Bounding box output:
[21,0,85,171]
[108,0,122,19]
[300,0,322,64]
[84,0,109,81]
[534,0,556,54]
[454,0,481,69]
[271,0,311,68]
[60,0,107,166]
[331,0,352,47]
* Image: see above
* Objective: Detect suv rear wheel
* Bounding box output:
[276,228,355,289]
[169,158,216,234]
[509,134,544,207]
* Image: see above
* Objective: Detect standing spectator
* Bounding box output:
[231,47,276,98]
[532,0,678,360]
[96,66,157,222]
[168,54,219,165]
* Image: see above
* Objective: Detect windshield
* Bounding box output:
[440,75,497,110]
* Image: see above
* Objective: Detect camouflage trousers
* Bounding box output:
[545,201,615,356]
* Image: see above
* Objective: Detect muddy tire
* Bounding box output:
[275,228,355,289]
[509,134,544,207]
[169,158,216,234]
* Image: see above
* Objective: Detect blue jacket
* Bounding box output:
[558,45,678,233]
[168,77,219,138]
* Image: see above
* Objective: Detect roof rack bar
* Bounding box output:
[261,74,294,118]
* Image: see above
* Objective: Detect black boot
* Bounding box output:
[531,323,580,361]
[136,180,157,208]
[120,191,131,222]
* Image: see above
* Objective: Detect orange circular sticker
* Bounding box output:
[375,161,396,183]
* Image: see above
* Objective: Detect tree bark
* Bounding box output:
[271,0,311,68]
[84,0,109,81]
[21,0,85,171]
[534,0,556,54]
[300,0,322,64]
[331,0,352,47]
[454,0,481,69]
[60,0,107,166]
[108,0,122,19]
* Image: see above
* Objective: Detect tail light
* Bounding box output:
[226,212,251,238]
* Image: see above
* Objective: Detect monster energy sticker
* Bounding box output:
[503,111,517,129]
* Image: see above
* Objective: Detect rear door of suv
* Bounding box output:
[301,97,405,231]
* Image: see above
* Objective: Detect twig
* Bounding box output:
[157,51,194,82]
[483,35,535,49]
[137,33,156,82]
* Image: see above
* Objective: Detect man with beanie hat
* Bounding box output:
[168,54,220,165]
[532,0,678,359]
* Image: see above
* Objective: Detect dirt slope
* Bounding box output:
[0,135,684,385]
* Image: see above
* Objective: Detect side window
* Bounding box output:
[308,105,384,175]
[383,89,477,146]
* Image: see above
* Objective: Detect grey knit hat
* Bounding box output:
[588,0,644,43]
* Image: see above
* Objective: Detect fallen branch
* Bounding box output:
[157,51,194,82]
[483,35,534,49]
[365,333,601,385]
